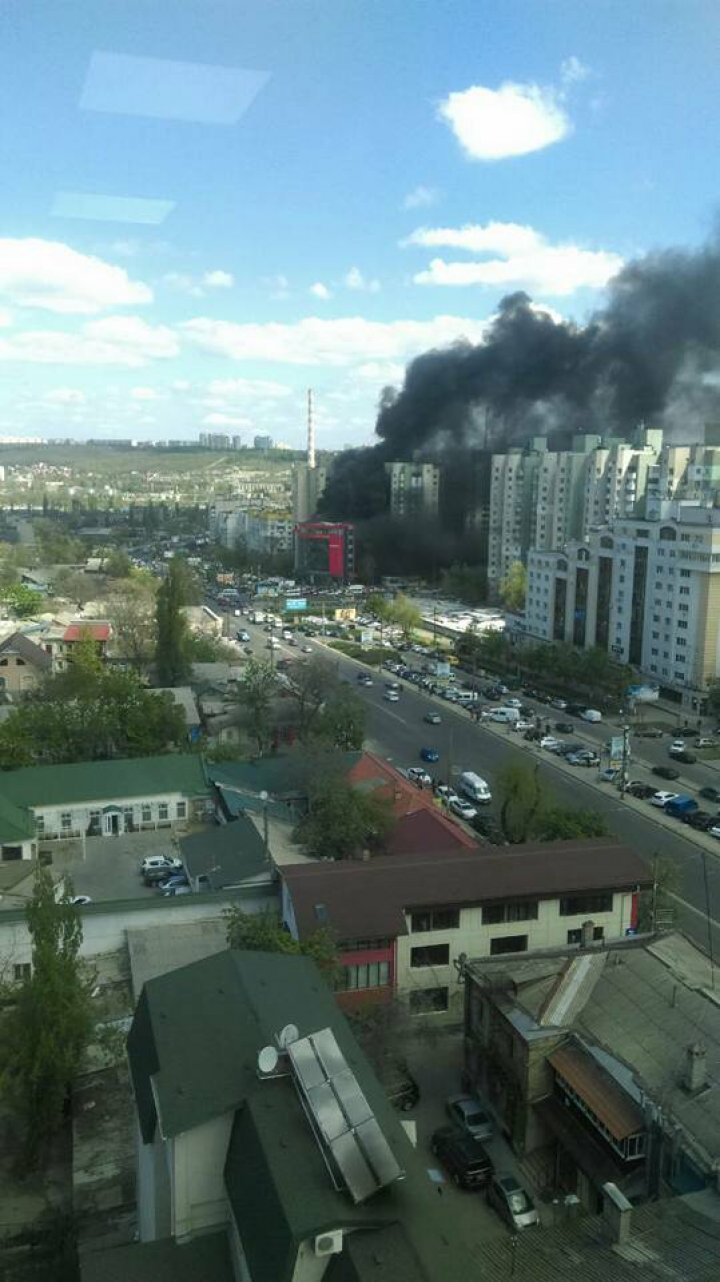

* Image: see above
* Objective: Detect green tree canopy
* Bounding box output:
[294,774,394,860]
[1,867,94,1168]
[313,683,366,750]
[155,558,192,686]
[0,582,43,618]
[498,560,527,612]
[495,761,608,844]
[238,658,277,756]
[224,907,338,981]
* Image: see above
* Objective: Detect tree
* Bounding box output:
[535,806,608,841]
[496,761,544,843]
[1,867,94,1167]
[388,594,422,645]
[294,776,394,860]
[52,569,96,610]
[224,907,338,981]
[107,578,158,672]
[636,854,680,933]
[103,548,132,578]
[285,656,339,741]
[238,658,277,755]
[0,583,43,618]
[313,684,366,750]
[498,560,527,612]
[155,558,191,686]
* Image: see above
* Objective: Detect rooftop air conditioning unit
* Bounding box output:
[314,1230,343,1257]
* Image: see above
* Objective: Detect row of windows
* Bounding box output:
[38,800,187,833]
[482,900,539,925]
[338,961,390,991]
[559,893,613,917]
[556,1075,645,1161]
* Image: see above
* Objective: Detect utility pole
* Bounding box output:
[620,721,631,796]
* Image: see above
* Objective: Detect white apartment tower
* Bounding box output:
[385,462,440,518]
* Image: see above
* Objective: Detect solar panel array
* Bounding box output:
[288,1027,402,1204]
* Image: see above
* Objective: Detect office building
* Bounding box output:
[295,520,354,583]
[385,461,440,518]
[526,501,720,707]
[253,434,274,451]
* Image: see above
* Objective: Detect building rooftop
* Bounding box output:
[1,753,208,809]
[282,841,651,943]
[0,630,52,669]
[179,816,271,889]
[63,621,111,642]
[79,1230,233,1282]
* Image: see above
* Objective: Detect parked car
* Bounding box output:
[487,1173,539,1230]
[695,738,717,749]
[141,854,182,874]
[683,810,715,830]
[652,765,680,780]
[407,767,432,786]
[70,895,92,906]
[424,712,442,724]
[626,781,655,798]
[664,795,699,819]
[566,750,601,767]
[162,884,192,897]
[598,767,620,783]
[236,630,250,642]
[445,1094,493,1141]
[554,721,574,734]
[540,735,562,752]
[650,790,680,807]
[512,719,536,733]
[430,1126,494,1190]
[449,797,478,820]
[436,784,458,803]
[700,786,720,803]
[420,746,440,763]
[710,825,720,840]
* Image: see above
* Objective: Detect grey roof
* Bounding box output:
[152,686,200,728]
[79,1231,233,1282]
[0,630,52,668]
[179,816,271,888]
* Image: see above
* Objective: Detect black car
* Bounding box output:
[669,750,697,765]
[634,727,664,739]
[683,810,716,831]
[652,765,680,780]
[626,781,656,798]
[554,721,574,734]
[700,786,720,803]
[430,1126,494,1189]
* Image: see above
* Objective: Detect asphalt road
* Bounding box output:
[226,610,720,962]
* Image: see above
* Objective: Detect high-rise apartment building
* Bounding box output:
[292,463,328,522]
[526,501,720,708]
[385,462,440,518]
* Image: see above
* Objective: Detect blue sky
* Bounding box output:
[0,0,718,447]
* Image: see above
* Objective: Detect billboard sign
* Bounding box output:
[609,735,625,767]
[285,598,307,612]
[627,683,660,703]
[360,629,374,647]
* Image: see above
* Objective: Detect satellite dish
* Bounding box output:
[257,1045,279,1076]
[278,1023,299,1048]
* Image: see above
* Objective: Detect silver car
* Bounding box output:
[445,1094,493,1142]
[487,1173,539,1230]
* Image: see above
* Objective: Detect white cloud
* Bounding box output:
[207,377,293,401]
[402,185,440,210]
[403,221,542,256]
[0,238,152,314]
[202,269,234,289]
[172,378,191,391]
[344,266,380,293]
[130,386,162,401]
[0,315,178,366]
[43,387,87,405]
[413,244,623,296]
[181,314,488,367]
[438,79,570,161]
[561,56,590,85]
[0,308,12,328]
[356,361,406,385]
[309,282,332,300]
[203,412,252,428]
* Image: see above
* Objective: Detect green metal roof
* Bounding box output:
[0,789,36,843]
[1,754,209,809]
[208,751,363,799]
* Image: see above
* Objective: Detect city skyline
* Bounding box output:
[0,1,718,446]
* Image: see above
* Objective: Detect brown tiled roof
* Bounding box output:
[386,806,478,854]
[548,1040,644,1140]
[282,839,651,943]
[0,631,51,669]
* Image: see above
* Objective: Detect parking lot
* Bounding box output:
[44,827,187,904]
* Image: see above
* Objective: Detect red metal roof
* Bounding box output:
[549,1041,644,1141]
[63,622,110,642]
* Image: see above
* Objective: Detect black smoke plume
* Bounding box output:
[319,236,720,568]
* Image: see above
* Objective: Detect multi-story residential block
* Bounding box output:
[253,433,274,450]
[385,461,440,518]
[281,840,649,1022]
[525,501,720,707]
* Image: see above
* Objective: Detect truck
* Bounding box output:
[458,771,492,804]
[489,706,520,724]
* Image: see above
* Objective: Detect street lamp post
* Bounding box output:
[259,790,270,863]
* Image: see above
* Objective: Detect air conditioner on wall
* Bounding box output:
[314,1230,343,1257]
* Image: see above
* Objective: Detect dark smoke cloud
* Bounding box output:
[320,236,720,531]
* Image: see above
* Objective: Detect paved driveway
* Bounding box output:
[46,828,185,903]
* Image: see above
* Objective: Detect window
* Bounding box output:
[410,944,450,968]
[158,802,169,821]
[490,934,528,956]
[409,986,448,1014]
[141,804,152,823]
[14,963,31,982]
[482,900,538,925]
[341,961,390,991]
[560,893,613,916]
[567,926,605,944]
[410,908,460,932]
[176,800,187,819]
[35,815,44,835]
[61,812,72,830]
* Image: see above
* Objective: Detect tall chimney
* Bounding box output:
[307,387,316,470]
[684,1043,707,1094]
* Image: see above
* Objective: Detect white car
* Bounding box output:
[540,735,562,751]
[436,785,459,804]
[669,739,686,753]
[503,697,522,709]
[71,895,92,907]
[141,854,183,874]
[650,791,679,807]
[512,719,536,733]
[710,825,720,840]
[407,767,432,786]
[450,798,478,820]
[384,691,400,702]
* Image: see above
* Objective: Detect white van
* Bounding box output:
[489,706,520,724]
[458,771,492,804]
[580,708,602,723]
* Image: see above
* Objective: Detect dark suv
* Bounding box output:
[430,1126,494,1189]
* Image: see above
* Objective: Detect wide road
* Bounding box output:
[227,609,720,962]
